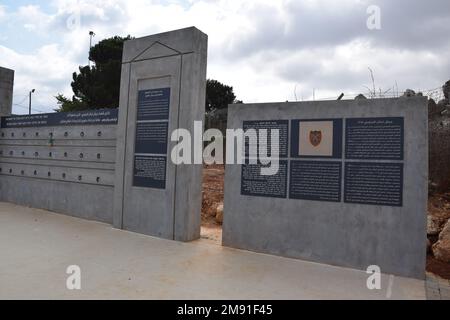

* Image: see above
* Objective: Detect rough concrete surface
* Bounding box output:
[0,202,425,300]
[426,274,450,300]
[114,27,207,242]
[0,124,117,224]
[224,97,428,279]
[0,66,14,116]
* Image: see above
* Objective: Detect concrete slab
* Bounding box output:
[0,202,425,300]
[0,66,14,116]
[114,27,207,242]
[224,98,428,279]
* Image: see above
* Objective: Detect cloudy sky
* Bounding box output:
[0,0,449,114]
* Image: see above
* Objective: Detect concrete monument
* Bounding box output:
[223,97,428,279]
[113,27,208,241]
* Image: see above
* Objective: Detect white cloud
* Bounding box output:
[0,43,79,113]
[0,0,449,114]
[17,5,53,32]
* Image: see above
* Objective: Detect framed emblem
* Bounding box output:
[309,130,322,147]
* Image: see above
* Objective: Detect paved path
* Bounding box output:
[426,274,450,300]
[0,202,426,300]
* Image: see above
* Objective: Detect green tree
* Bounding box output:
[55,35,132,112]
[56,36,241,113]
[205,79,239,113]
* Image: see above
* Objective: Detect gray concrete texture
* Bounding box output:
[426,274,450,300]
[114,27,208,242]
[0,202,426,300]
[223,97,428,279]
[0,124,117,223]
[0,67,14,116]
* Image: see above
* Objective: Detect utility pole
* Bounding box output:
[29,89,35,115]
[89,31,95,67]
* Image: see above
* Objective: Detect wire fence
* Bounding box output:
[11,92,47,114]
[313,86,445,102]
[12,103,46,114]
[9,83,448,115]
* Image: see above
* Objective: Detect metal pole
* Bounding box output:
[89,35,92,67]
[88,31,95,68]
[29,89,35,115]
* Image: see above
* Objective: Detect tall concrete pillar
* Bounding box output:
[113,27,208,241]
[0,67,14,117]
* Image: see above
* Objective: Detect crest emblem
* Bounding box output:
[309,130,322,147]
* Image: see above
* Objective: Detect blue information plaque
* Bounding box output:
[133,155,167,189]
[137,88,170,121]
[344,162,403,207]
[345,117,404,160]
[0,109,118,128]
[134,122,169,155]
[241,160,288,199]
[289,160,342,202]
[133,87,171,189]
[243,120,289,158]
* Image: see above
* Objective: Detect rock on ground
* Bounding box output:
[215,203,224,224]
[433,219,450,263]
[201,165,224,227]
[428,215,446,236]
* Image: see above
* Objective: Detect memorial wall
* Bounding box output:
[0,30,429,280]
[0,109,119,223]
[0,28,208,243]
[223,97,428,279]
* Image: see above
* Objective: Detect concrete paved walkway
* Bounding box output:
[0,202,425,300]
[426,274,450,300]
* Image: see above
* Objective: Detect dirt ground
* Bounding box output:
[427,254,450,280]
[200,165,224,244]
[200,166,450,278]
